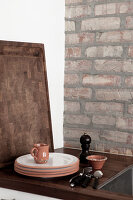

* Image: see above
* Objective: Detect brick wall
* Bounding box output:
[64,0,133,156]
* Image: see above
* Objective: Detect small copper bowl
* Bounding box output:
[86,155,107,170]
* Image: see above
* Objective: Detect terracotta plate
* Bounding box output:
[14,165,79,178]
[15,161,79,173]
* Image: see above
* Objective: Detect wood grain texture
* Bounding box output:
[0,40,54,166]
[0,148,133,200]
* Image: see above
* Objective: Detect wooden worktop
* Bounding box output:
[0,148,133,200]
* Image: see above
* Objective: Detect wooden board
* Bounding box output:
[0,40,54,167]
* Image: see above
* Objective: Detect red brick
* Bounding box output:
[85,102,123,113]
[64,114,91,125]
[85,46,123,58]
[65,60,92,72]
[124,149,133,156]
[128,46,133,57]
[65,21,75,31]
[95,3,116,16]
[93,0,106,1]
[64,88,92,99]
[125,77,133,87]
[102,130,133,144]
[87,0,104,2]
[109,148,133,156]
[95,89,133,101]
[117,2,133,14]
[126,16,133,29]
[66,0,82,4]
[96,30,133,43]
[65,32,94,44]
[64,101,80,113]
[128,104,133,114]
[95,60,133,73]
[64,128,100,141]
[86,0,93,2]
[65,5,91,18]
[81,17,120,31]
[95,2,133,16]
[92,115,115,126]
[65,47,81,58]
[116,117,133,130]
[82,75,121,87]
[64,74,79,85]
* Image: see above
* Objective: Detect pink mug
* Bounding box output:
[31,143,49,164]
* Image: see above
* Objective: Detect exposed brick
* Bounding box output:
[64,101,80,113]
[95,3,116,16]
[65,5,91,18]
[109,148,119,155]
[102,130,133,144]
[86,0,93,2]
[96,30,133,43]
[116,117,133,130]
[125,149,133,156]
[85,102,123,113]
[64,128,100,141]
[65,47,81,58]
[64,114,91,125]
[128,104,133,114]
[95,60,122,72]
[126,16,133,29]
[94,0,106,1]
[95,89,133,101]
[64,88,92,99]
[118,2,133,14]
[125,77,133,87]
[92,115,115,126]
[87,0,104,2]
[81,17,120,31]
[64,74,79,85]
[122,60,133,73]
[95,60,133,73]
[65,0,133,155]
[82,75,121,87]
[95,2,133,16]
[65,21,75,31]
[65,32,94,44]
[65,60,92,72]
[128,46,133,57]
[85,46,123,58]
[66,0,82,4]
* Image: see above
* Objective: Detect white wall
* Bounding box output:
[0,0,65,149]
[0,1,64,199]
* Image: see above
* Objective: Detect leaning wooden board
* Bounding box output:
[0,40,54,167]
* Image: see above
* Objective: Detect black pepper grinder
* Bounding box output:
[80,133,91,163]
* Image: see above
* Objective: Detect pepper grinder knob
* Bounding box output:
[80,133,91,163]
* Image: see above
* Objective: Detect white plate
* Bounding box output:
[16,153,79,169]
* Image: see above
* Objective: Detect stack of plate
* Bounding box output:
[14,153,79,178]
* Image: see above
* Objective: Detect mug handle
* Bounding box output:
[31,147,38,160]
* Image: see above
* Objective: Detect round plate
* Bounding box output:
[15,153,79,169]
[14,166,79,178]
[15,161,79,173]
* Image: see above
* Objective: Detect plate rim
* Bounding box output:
[15,153,79,169]
[14,166,79,178]
[15,160,79,172]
